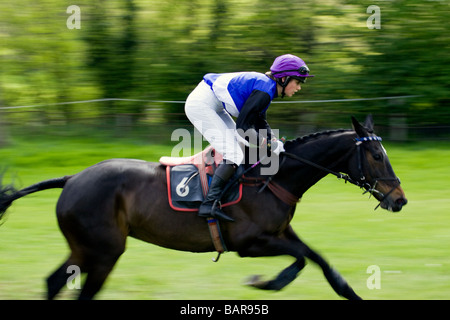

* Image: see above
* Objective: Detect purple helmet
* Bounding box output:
[270,54,314,83]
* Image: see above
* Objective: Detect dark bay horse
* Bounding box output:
[0,115,407,300]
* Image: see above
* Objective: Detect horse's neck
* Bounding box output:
[277,131,356,198]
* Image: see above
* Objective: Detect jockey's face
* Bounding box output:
[278,78,302,97]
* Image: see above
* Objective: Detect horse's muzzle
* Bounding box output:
[380,194,408,212]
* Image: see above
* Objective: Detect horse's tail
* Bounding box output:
[0,176,71,223]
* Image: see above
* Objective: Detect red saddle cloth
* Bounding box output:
[159,146,243,212]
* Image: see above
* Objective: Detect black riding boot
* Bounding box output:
[198,162,237,222]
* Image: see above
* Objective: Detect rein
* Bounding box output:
[222,135,400,210]
[281,135,400,210]
[282,152,361,187]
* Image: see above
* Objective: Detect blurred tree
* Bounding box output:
[210,0,227,44]
[0,0,448,138]
[0,0,92,123]
[353,0,450,125]
[83,0,139,122]
[0,89,7,147]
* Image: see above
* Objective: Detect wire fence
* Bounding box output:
[0,96,449,144]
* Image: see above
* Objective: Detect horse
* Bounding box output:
[0,115,407,300]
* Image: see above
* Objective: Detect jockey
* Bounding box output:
[184,54,314,222]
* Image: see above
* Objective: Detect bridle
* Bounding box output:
[282,135,401,210]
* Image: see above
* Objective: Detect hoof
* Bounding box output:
[244,275,268,289]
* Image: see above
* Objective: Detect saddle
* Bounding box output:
[159,146,242,212]
[160,146,243,257]
[159,146,300,258]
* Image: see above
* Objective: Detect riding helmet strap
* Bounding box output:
[277,76,292,98]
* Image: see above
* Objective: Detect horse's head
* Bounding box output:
[349,115,407,212]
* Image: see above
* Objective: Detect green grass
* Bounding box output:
[0,136,449,300]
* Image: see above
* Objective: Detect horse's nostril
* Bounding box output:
[396,198,407,207]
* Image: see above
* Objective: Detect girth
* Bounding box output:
[240,176,300,207]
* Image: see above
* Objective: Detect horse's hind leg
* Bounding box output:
[57,190,129,299]
[76,229,126,300]
[46,259,71,299]
[78,255,121,300]
[46,254,83,300]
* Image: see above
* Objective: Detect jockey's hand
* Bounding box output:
[270,139,285,156]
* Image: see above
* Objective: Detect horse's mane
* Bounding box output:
[285,129,353,148]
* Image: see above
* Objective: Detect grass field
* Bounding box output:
[0,135,449,300]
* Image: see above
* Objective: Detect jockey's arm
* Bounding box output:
[235,90,276,147]
[255,111,277,141]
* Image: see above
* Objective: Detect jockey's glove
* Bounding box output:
[269,139,285,156]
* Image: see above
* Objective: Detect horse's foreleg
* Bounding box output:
[238,226,362,300]
[245,258,306,291]
[304,248,362,300]
[238,229,308,291]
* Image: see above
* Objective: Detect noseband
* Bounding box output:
[283,135,401,210]
[354,136,401,209]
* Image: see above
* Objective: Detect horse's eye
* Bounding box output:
[373,153,383,161]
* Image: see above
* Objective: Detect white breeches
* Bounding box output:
[185,80,245,165]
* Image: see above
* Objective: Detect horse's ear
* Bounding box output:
[351,116,367,137]
[363,114,374,133]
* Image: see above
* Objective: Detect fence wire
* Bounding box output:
[0,96,448,143]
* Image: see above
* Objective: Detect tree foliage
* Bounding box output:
[0,0,449,129]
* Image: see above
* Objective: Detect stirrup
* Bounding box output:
[211,200,234,222]
[198,200,234,222]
